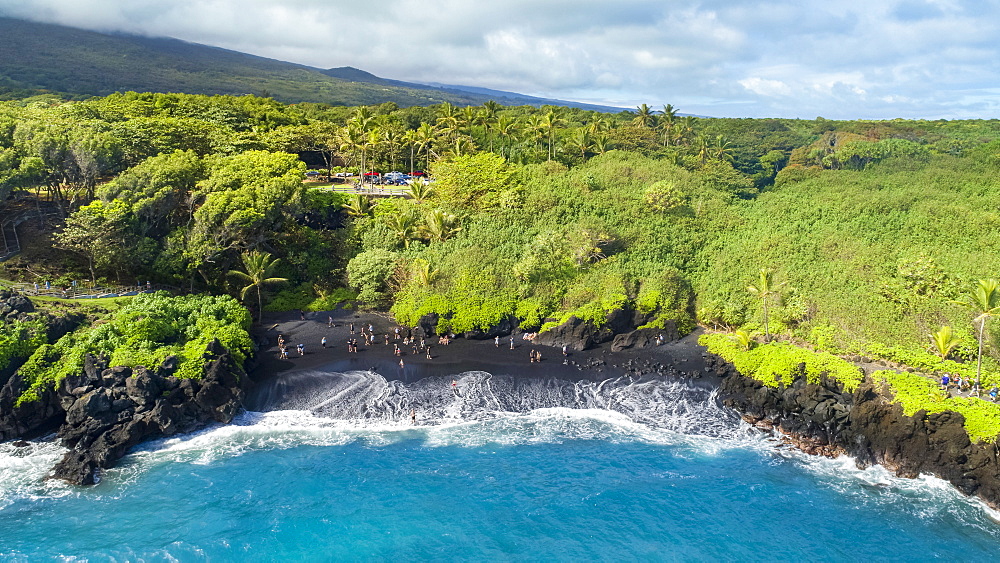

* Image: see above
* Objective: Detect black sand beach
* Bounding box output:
[248,307,718,406]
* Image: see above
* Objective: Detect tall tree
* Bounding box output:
[747,269,784,342]
[54,199,133,283]
[567,128,594,161]
[228,250,288,322]
[633,104,656,128]
[659,104,678,146]
[542,109,564,161]
[412,122,437,171]
[955,279,1000,391]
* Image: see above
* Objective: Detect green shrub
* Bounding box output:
[16,293,251,404]
[699,332,864,391]
[871,370,1000,443]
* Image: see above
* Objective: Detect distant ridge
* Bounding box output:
[0,16,624,112]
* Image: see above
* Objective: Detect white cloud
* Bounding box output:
[1,0,1000,118]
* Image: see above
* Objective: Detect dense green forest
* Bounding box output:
[3,91,1000,395]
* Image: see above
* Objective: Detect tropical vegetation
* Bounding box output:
[3,91,1000,431]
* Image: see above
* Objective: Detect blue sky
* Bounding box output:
[2,0,999,119]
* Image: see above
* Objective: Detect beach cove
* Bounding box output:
[3,308,1000,559]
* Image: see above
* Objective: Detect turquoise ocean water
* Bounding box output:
[1,370,998,561]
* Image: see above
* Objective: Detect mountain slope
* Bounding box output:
[0,17,623,111]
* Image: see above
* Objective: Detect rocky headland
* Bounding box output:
[0,290,250,484]
[707,353,1000,509]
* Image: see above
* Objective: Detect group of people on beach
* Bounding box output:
[277,316,439,367]
[275,334,306,359]
[277,313,559,371]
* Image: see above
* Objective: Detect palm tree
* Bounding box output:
[435,102,456,121]
[695,135,711,165]
[446,135,476,158]
[542,109,564,161]
[461,106,480,129]
[567,127,594,161]
[228,250,288,322]
[406,181,434,203]
[422,208,462,242]
[526,114,547,156]
[437,114,462,141]
[342,194,373,217]
[593,134,613,155]
[587,117,610,134]
[710,135,736,163]
[481,100,501,152]
[733,329,753,351]
[659,104,678,146]
[678,116,698,145]
[413,123,436,171]
[495,115,518,159]
[955,279,1000,391]
[747,268,784,342]
[930,325,962,360]
[353,106,375,131]
[633,103,656,128]
[381,126,403,171]
[384,212,420,248]
[410,258,438,286]
[340,122,366,179]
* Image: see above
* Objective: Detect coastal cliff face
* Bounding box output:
[709,355,1000,509]
[0,340,247,485]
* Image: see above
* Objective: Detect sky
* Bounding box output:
[1,0,999,119]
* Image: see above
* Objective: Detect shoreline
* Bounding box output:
[247,308,720,406]
[246,307,1000,511]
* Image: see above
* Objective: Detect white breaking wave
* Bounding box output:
[0,439,71,510]
[777,440,1000,534]
[250,370,747,439]
[4,369,1000,529]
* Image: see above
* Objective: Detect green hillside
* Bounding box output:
[0,16,567,108]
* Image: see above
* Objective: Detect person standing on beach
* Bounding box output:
[562,345,568,357]
[510,336,515,350]
[411,409,416,424]
[350,323,355,334]
[399,358,405,368]
[321,336,327,348]
[328,315,333,327]
[495,335,500,348]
